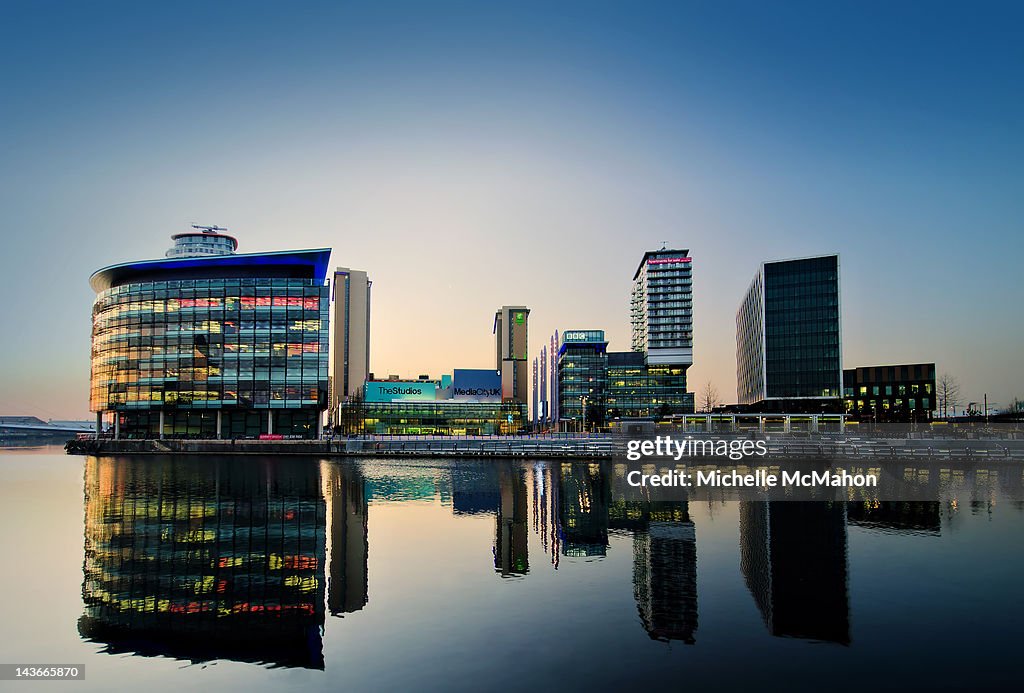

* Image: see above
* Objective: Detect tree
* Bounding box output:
[699,380,721,413]
[937,373,961,418]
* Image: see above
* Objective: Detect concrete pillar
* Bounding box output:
[114,414,120,440]
[216,410,222,440]
[705,414,711,432]
[158,410,165,439]
[95,411,102,439]
[784,416,791,434]
[317,414,324,439]
[730,415,737,433]
[840,416,845,434]
[758,416,765,434]
[267,410,274,435]
[811,415,819,433]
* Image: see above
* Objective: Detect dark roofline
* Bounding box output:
[633,249,691,280]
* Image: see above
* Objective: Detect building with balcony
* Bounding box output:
[631,249,693,367]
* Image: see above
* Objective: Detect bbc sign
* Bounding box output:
[562,330,605,344]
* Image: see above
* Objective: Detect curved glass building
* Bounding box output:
[89,228,331,439]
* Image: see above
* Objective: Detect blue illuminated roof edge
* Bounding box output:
[89,248,333,292]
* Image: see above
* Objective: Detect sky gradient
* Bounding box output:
[1,0,1021,419]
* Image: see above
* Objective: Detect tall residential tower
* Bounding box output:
[631,249,693,367]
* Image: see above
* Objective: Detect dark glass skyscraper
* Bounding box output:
[736,254,842,411]
[89,228,331,439]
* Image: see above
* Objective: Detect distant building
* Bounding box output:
[736,254,842,413]
[631,248,693,368]
[0,416,93,441]
[843,363,936,422]
[336,369,525,435]
[330,267,371,426]
[88,227,330,439]
[494,306,530,403]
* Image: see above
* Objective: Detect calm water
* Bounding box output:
[0,447,1021,691]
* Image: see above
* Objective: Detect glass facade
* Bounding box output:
[165,229,238,257]
[605,352,694,420]
[737,255,841,408]
[90,243,331,439]
[335,401,527,435]
[558,332,609,430]
[736,271,765,405]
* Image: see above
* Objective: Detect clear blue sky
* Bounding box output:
[1,0,1021,418]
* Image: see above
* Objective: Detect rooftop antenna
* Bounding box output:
[191,223,228,234]
[660,240,668,250]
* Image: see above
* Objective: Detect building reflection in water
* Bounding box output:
[495,463,530,577]
[609,478,697,645]
[487,461,699,643]
[739,501,850,645]
[452,463,501,516]
[559,463,610,558]
[847,501,941,535]
[531,462,561,568]
[322,461,369,617]
[80,457,368,669]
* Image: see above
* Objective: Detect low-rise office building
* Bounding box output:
[843,363,936,422]
[335,369,526,435]
[605,351,694,422]
[550,331,695,432]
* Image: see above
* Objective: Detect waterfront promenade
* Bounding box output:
[66,432,1024,461]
